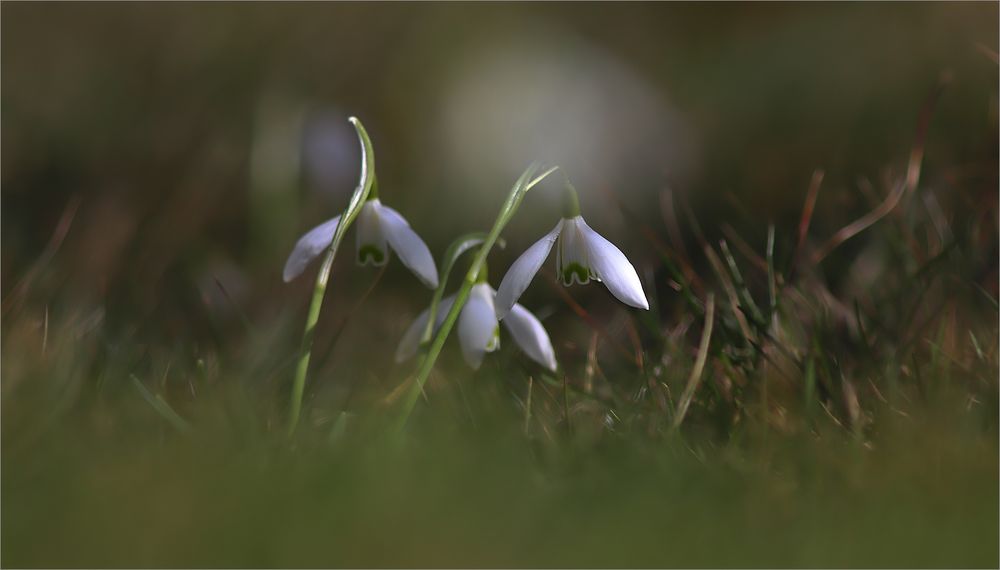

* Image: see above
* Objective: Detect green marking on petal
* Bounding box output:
[487,326,501,351]
[561,262,592,286]
[358,244,386,266]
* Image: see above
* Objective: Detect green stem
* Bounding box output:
[475,261,489,284]
[288,252,332,433]
[288,117,376,436]
[562,176,581,218]
[419,233,491,347]
[395,163,560,432]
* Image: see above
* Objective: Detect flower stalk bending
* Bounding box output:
[287,117,376,435]
[394,163,560,432]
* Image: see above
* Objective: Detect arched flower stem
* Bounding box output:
[288,117,376,436]
[418,233,492,348]
[395,162,560,432]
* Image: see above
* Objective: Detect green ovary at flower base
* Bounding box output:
[560,263,594,286]
[357,245,386,265]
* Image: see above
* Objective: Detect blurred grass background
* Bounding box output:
[2,2,998,567]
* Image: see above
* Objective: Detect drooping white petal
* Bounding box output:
[494,220,563,320]
[376,203,439,289]
[578,217,649,310]
[394,295,457,363]
[457,284,500,369]
[556,216,596,286]
[283,215,342,282]
[503,302,558,371]
[356,200,389,267]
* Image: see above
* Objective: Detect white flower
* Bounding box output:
[283,198,438,288]
[494,215,648,319]
[395,283,557,371]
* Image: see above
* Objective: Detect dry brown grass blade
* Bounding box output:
[602,185,703,290]
[721,223,768,274]
[381,376,409,406]
[2,195,83,316]
[659,188,700,285]
[811,74,949,265]
[673,294,715,429]
[789,169,825,279]
[543,274,636,363]
[623,315,645,370]
[976,42,1000,64]
[637,225,704,292]
[811,179,907,264]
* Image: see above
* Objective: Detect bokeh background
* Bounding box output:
[4,3,997,397]
[2,3,998,567]
[4,4,997,305]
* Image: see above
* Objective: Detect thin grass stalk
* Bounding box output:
[673,293,715,429]
[719,239,766,327]
[419,233,491,347]
[704,243,753,342]
[130,375,192,434]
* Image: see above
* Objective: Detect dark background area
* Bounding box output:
[3,3,996,318]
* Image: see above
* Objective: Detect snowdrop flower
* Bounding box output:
[396,283,557,371]
[283,198,438,288]
[495,215,649,319]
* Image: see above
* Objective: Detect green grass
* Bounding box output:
[2,387,996,567]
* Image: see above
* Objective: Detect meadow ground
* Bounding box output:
[2,3,998,568]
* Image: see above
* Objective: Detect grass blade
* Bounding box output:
[673,294,715,430]
[130,375,192,434]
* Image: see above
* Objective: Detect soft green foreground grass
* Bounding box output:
[2,384,997,568]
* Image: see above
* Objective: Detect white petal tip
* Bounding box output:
[377,204,439,290]
[282,263,303,283]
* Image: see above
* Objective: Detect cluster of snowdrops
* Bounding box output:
[283,118,649,431]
